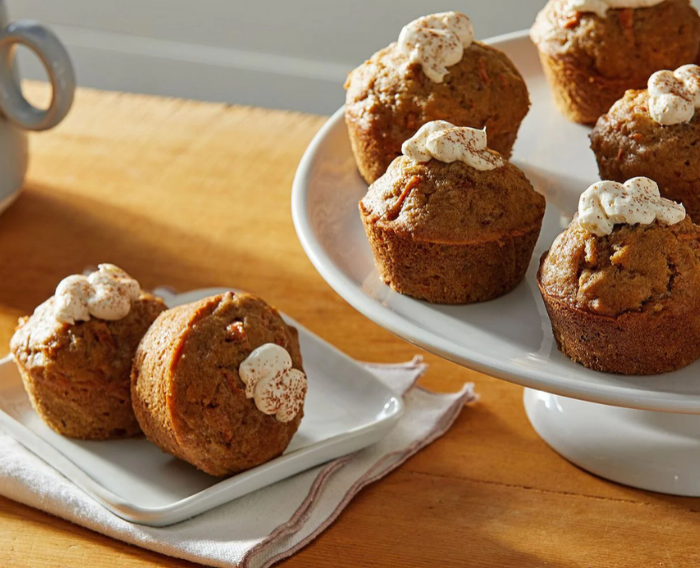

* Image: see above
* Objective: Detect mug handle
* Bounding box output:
[0,20,75,131]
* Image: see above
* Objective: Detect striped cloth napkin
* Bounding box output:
[0,356,474,567]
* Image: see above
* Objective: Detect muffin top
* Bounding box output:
[162,291,305,425]
[11,292,166,373]
[345,13,529,151]
[539,178,700,317]
[359,122,545,244]
[591,82,700,183]
[131,291,304,476]
[531,0,700,81]
[10,264,166,367]
[595,86,700,137]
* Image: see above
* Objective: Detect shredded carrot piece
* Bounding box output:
[478,60,490,85]
[620,9,634,29]
[386,175,422,221]
[564,15,580,29]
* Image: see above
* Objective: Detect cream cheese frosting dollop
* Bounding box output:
[401,120,504,170]
[239,343,307,423]
[578,177,686,236]
[398,11,474,83]
[648,65,700,125]
[54,264,141,324]
[566,0,665,18]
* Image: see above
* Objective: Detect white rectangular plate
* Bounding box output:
[0,287,403,527]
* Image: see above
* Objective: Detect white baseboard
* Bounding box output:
[17,23,350,114]
[17,0,675,113]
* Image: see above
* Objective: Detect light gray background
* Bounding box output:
[6,0,700,114]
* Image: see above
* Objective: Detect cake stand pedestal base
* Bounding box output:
[524,388,700,496]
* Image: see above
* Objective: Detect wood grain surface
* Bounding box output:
[1,84,700,567]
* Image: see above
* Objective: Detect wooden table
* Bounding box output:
[1,84,700,568]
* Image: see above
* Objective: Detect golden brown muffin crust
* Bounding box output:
[531,0,700,81]
[345,41,530,183]
[591,89,700,218]
[131,292,304,477]
[532,0,700,124]
[539,217,700,318]
[538,217,700,374]
[360,156,545,244]
[10,293,166,439]
[359,157,545,304]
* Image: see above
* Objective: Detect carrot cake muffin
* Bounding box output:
[538,177,700,375]
[531,0,700,125]
[345,11,530,184]
[591,64,700,219]
[131,291,306,477]
[359,120,546,304]
[10,264,166,439]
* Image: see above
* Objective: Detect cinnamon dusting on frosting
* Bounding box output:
[54,264,141,324]
[401,120,504,171]
[577,177,686,236]
[397,12,474,83]
[648,65,700,125]
[239,343,307,422]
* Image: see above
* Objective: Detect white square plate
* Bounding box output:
[0,287,403,526]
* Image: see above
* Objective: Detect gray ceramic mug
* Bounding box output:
[0,0,75,211]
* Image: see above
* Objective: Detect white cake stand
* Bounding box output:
[291,30,700,497]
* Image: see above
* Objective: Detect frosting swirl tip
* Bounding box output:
[577,177,685,236]
[239,343,307,423]
[54,264,141,324]
[401,120,504,171]
[398,11,474,83]
[648,64,700,125]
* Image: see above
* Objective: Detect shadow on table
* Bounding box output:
[0,183,300,315]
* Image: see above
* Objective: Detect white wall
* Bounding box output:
[6,0,699,114]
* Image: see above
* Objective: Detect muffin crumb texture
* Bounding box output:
[360,156,545,304]
[540,218,700,317]
[131,291,305,477]
[10,292,167,439]
[591,89,700,219]
[538,218,700,374]
[345,39,529,183]
[531,0,700,123]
